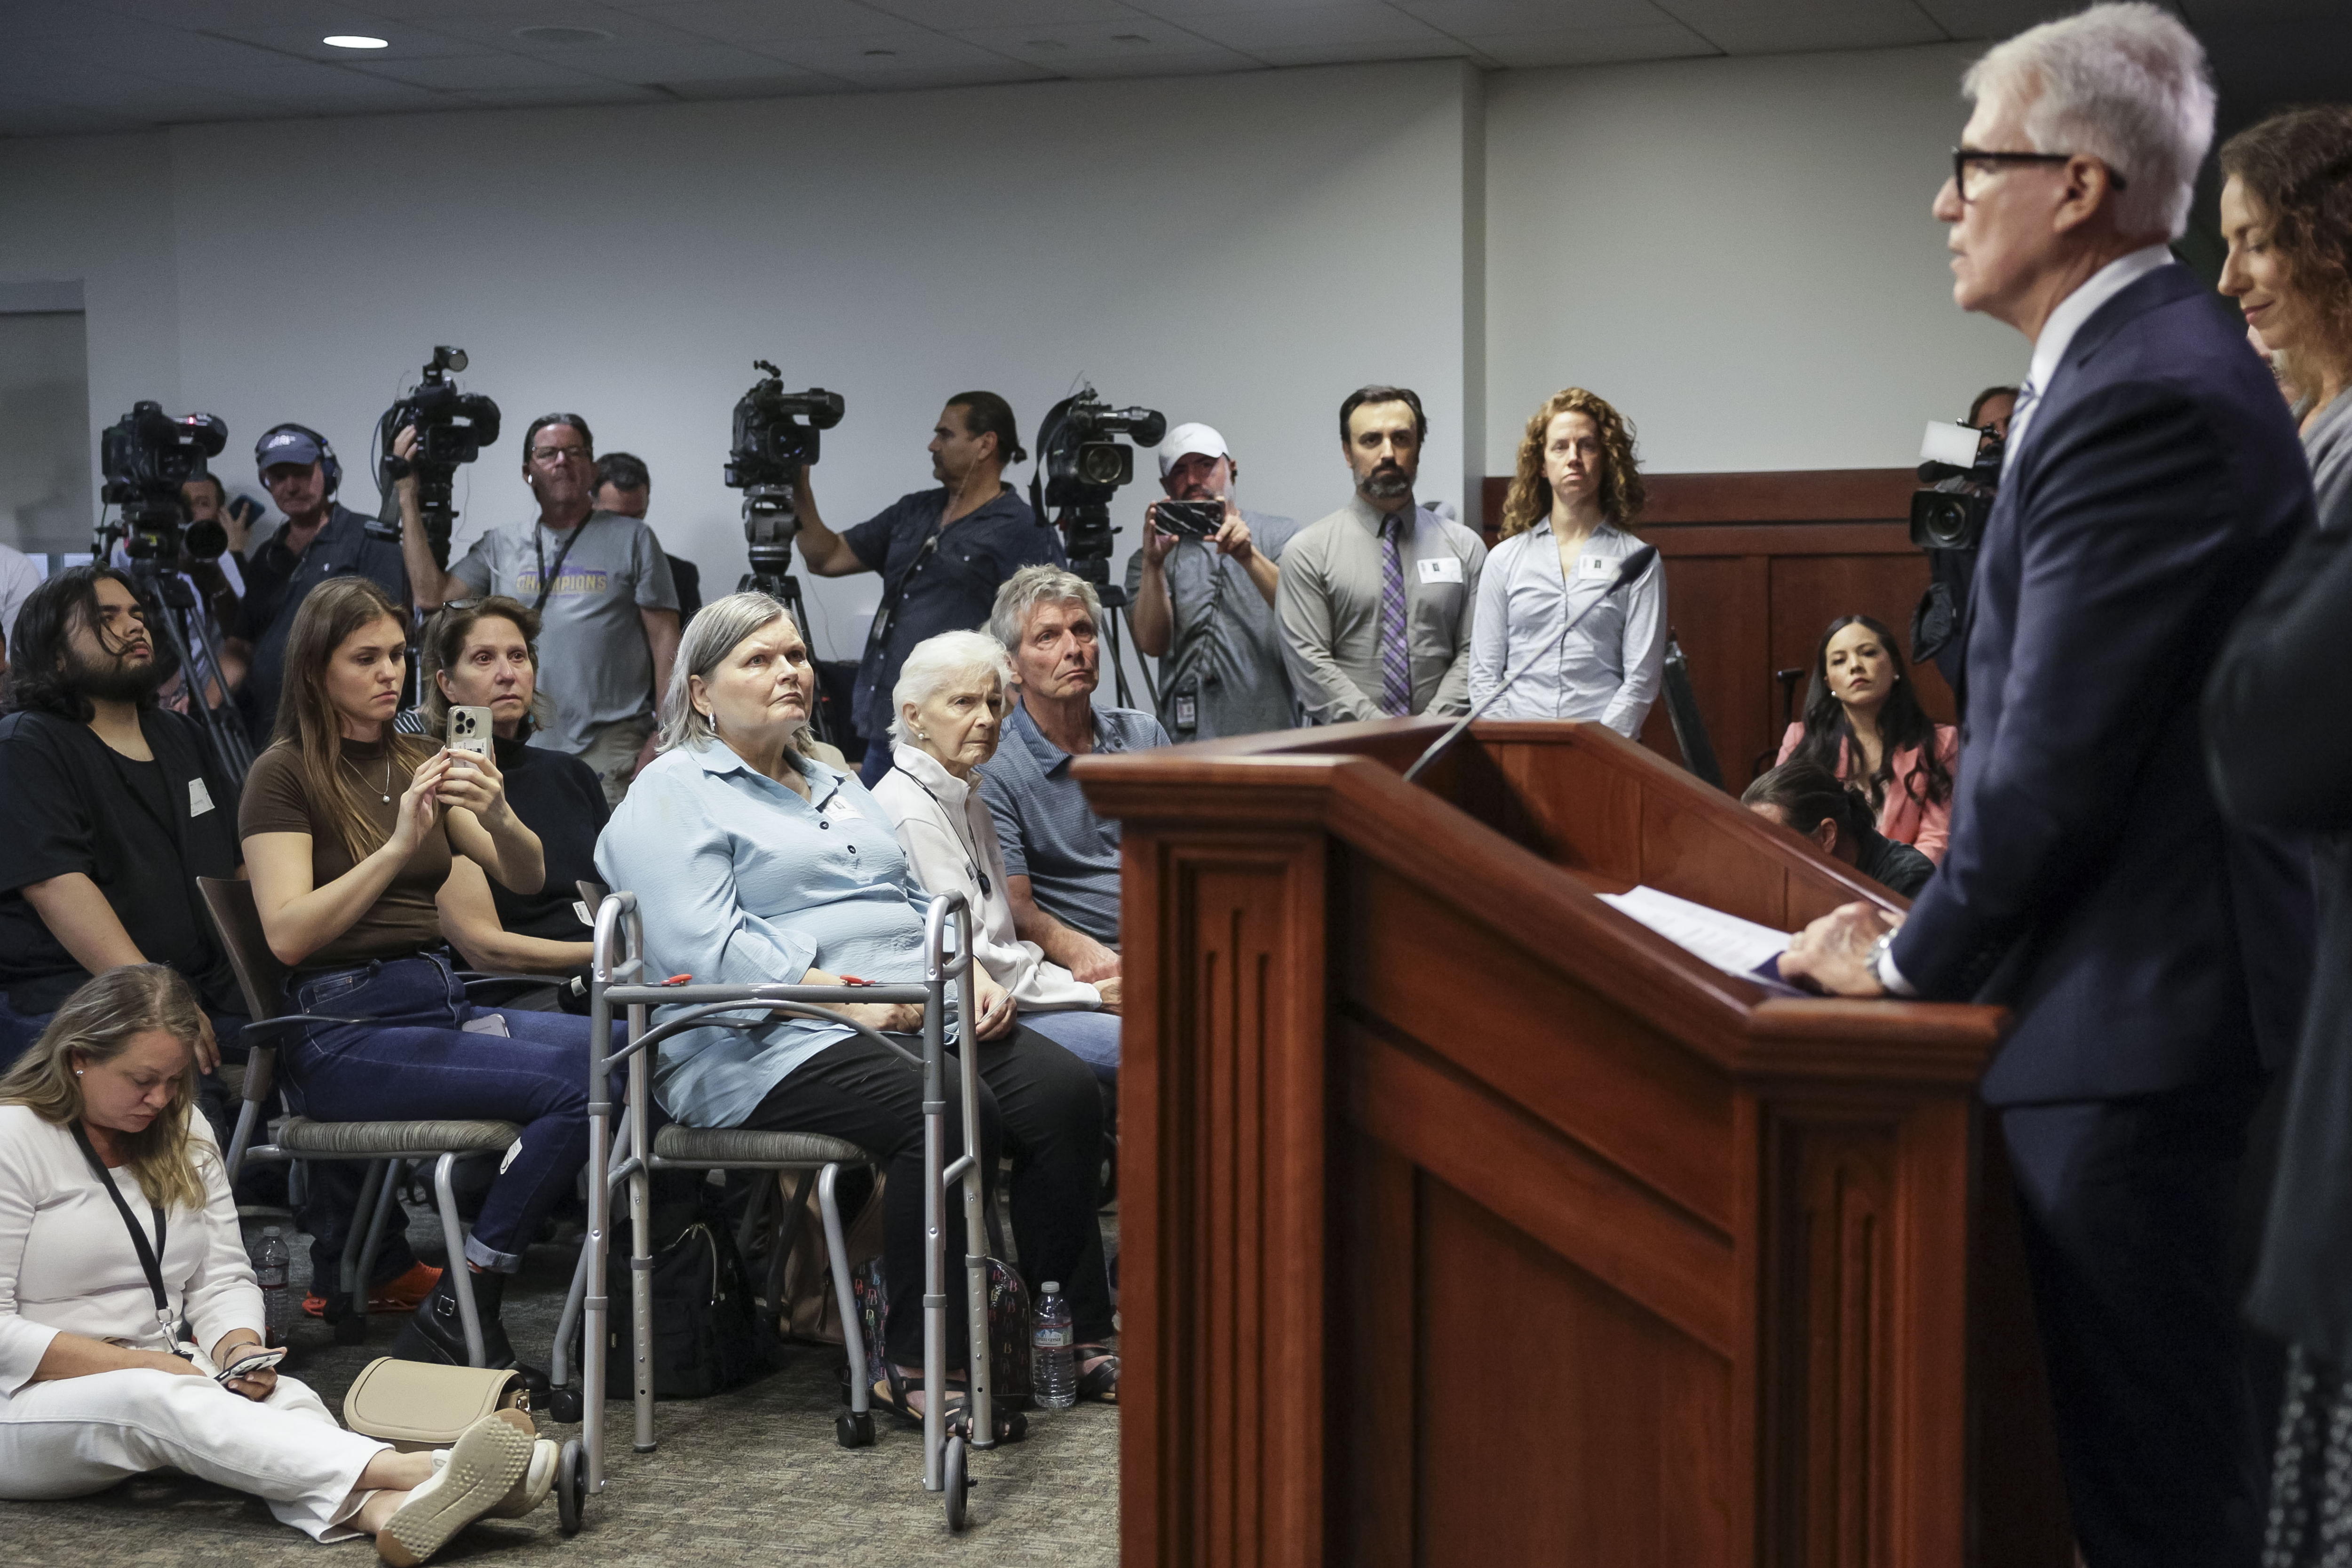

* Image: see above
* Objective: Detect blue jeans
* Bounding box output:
[1020,1007,1120,1082]
[290,952,604,1274]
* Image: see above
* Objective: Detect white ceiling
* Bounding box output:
[0,0,2328,139]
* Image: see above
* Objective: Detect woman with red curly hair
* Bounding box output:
[1467,387,1665,735]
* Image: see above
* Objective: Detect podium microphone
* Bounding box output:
[1401,543,1658,785]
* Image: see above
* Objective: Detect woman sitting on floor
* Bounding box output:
[597,592,1119,1423]
[0,964,552,1561]
[869,629,1120,1082]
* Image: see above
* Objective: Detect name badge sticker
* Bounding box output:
[1417,556,1464,585]
[1577,554,1613,581]
[188,779,216,816]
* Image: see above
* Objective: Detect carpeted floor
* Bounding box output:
[1,1204,1120,1567]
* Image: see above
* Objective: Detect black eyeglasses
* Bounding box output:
[1950,145,2127,202]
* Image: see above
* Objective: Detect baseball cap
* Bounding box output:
[255,426,324,474]
[1157,422,1230,477]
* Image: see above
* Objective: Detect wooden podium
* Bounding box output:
[1076,718,2070,1568]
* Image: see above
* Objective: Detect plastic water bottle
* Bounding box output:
[1031,1281,1076,1410]
[252,1227,292,1347]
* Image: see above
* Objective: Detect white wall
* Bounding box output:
[1484,44,2025,477]
[153,61,1479,672]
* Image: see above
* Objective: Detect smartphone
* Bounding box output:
[447,705,495,759]
[1155,499,1224,539]
[215,1345,286,1383]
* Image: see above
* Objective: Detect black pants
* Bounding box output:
[2002,1077,2270,1568]
[742,1024,1111,1369]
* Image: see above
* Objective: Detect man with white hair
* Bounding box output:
[978,566,1168,988]
[1124,423,1299,738]
[1778,7,2315,1562]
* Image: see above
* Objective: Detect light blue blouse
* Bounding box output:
[594,740,941,1129]
[1464,518,1665,737]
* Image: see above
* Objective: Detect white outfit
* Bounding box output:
[871,743,1119,1078]
[0,1104,386,1539]
[1465,518,1665,737]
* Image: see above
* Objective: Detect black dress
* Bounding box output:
[2204,390,2352,1567]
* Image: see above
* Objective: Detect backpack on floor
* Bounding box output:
[599,1190,767,1400]
[851,1250,1035,1409]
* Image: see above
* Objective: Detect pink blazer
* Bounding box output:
[1776,722,1960,862]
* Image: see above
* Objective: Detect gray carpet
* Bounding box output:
[1,1206,1120,1567]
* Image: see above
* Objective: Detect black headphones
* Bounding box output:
[254,422,342,495]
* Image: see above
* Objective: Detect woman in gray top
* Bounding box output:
[2206,104,2352,1568]
[1468,388,1666,737]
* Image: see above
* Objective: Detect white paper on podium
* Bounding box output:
[1598,885,1792,977]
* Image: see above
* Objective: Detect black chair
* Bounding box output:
[199,876,520,1362]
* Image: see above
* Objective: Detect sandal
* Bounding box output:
[871,1364,1024,1442]
[1074,1345,1120,1405]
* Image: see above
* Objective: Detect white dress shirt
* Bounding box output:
[2004,243,2177,468]
[1466,518,1665,736]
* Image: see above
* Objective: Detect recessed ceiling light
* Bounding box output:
[322,35,389,49]
[515,24,612,46]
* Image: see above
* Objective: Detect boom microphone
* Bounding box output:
[1401,544,1658,785]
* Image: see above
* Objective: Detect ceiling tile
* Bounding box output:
[353,54,620,88]
[1469,19,1718,66]
[948,17,1229,61]
[560,42,830,82]
[448,80,672,105]
[1248,35,1480,65]
[400,3,715,52]
[1910,0,2075,37]
[629,0,911,45]
[1392,0,1667,34]
[653,72,842,98]
[1157,3,1452,53]
[1047,43,1264,76]
[754,29,1038,76]
[0,97,152,136]
[862,0,1143,25]
[1652,0,1947,54]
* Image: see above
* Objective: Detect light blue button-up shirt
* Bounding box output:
[1465,518,1665,737]
[595,739,941,1129]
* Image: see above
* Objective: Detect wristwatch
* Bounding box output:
[1866,930,1902,996]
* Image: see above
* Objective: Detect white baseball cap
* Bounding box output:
[1157,422,1230,477]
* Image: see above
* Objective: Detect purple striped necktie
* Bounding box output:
[1379,511,1411,716]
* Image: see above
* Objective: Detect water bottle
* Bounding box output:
[1031,1281,1076,1410]
[252,1227,292,1348]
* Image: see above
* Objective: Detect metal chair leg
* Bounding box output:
[433,1153,488,1367]
[350,1158,404,1329]
[342,1162,388,1301]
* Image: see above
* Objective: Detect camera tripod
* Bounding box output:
[738,486,835,746]
[121,549,254,787]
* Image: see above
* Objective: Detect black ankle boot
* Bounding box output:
[390,1266,519,1369]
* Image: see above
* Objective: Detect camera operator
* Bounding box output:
[595,450,701,623]
[789,392,1066,786]
[1125,423,1298,739]
[400,414,681,807]
[1909,387,2017,692]
[181,470,264,566]
[230,424,407,744]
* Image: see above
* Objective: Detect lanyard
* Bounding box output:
[68,1121,184,1353]
[889,763,992,899]
[532,517,589,616]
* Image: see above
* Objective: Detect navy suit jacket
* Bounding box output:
[1889,263,2314,1106]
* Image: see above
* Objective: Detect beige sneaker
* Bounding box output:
[376,1414,532,1566]
[430,1431,559,1520]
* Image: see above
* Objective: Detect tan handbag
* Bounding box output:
[772,1171,887,1345]
[342,1356,536,1452]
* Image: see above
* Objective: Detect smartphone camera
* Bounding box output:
[447,705,495,759]
[1155,499,1223,540]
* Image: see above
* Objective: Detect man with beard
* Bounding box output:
[1125,422,1299,739]
[400,413,681,806]
[789,391,1067,785]
[1279,385,1486,724]
[0,569,245,1092]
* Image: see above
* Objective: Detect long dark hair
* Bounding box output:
[267,576,434,862]
[1788,614,1950,812]
[4,565,180,721]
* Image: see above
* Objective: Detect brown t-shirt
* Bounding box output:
[238,738,453,970]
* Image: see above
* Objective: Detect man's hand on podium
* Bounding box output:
[1780,901,1901,996]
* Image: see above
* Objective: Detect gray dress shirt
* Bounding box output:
[1466,519,1665,736]
[1122,508,1299,739]
[1277,494,1486,723]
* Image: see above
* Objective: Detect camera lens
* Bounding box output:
[1076,444,1128,486]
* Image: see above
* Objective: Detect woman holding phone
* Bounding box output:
[239,577,600,1373]
[0,965,551,1557]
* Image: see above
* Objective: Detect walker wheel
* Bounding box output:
[836,1408,875,1448]
[943,1434,969,1531]
[547,1384,584,1424]
[556,1438,587,1536]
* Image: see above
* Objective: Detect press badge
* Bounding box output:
[1577,554,1613,581]
[1173,691,1199,732]
[187,779,215,816]
[1417,556,1464,585]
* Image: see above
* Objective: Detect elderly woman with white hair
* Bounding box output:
[869,630,1120,1081]
[596,593,1120,1419]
